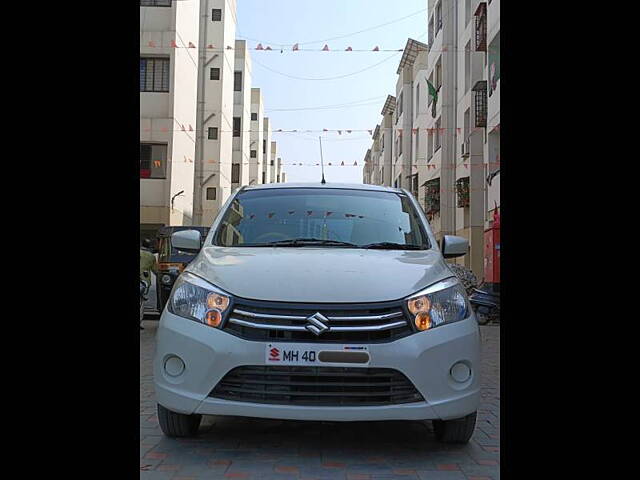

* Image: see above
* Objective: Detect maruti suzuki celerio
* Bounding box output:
[154,183,480,443]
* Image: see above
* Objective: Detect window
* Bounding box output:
[415,83,420,118]
[415,129,420,160]
[398,132,403,155]
[397,91,403,117]
[428,73,434,106]
[472,81,487,127]
[250,150,257,158]
[210,67,220,80]
[427,128,433,161]
[262,172,266,183]
[465,41,471,93]
[206,187,216,200]
[434,118,441,151]
[251,112,258,121]
[234,71,242,91]
[208,127,218,140]
[277,175,280,182]
[233,117,241,137]
[428,17,434,45]
[140,57,170,92]
[212,8,222,21]
[232,163,240,183]
[436,2,442,34]
[140,143,167,179]
[140,0,171,6]
[213,189,430,248]
[435,58,442,90]
[263,139,266,151]
[270,160,274,166]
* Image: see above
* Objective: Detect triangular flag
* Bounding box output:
[372,46,380,51]
[170,40,178,48]
[345,46,353,51]
[188,42,196,48]
[338,130,342,135]
[323,128,328,132]
[328,162,332,165]
[148,41,156,48]
[353,161,358,166]
[368,130,372,135]
[346,130,352,134]
[322,44,329,51]
[180,124,186,131]
[341,161,345,166]
[188,124,193,131]
[256,43,264,50]
[265,46,272,50]
[292,43,299,51]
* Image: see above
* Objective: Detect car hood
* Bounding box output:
[186,247,454,303]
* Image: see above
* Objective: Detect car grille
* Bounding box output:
[224,299,414,343]
[209,366,424,406]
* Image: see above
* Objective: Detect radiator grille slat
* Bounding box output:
[224,300,413,343]
[210,366,424,406]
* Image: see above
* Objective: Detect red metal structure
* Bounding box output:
[483,206,500,284]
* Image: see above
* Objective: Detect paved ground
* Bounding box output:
[141,322,500,480]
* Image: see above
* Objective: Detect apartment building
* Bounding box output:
[262,118,273,184]
[269,142,278,183]
[249,88,265,185]
[363,1,499,282]
[231,40,252,192]
[379,96,396,186]
[363,149,372,184]
[140,0,200,240]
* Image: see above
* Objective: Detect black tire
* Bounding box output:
[433,411,477,444]
[157,403,202,438]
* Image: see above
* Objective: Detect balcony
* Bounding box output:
[474,2,487,52]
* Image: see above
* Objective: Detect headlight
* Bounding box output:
[406,277,469,331]
[167,272,231,328]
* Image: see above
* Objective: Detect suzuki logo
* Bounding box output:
[305,312,330,336]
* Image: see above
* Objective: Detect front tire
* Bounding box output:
[157,404,202,437]
[433,411,477,444]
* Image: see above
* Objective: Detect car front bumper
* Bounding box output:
[153,310,481,422]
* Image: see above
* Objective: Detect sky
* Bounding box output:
[236,0,427,184]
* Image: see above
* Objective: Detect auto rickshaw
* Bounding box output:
[155,226,210,312]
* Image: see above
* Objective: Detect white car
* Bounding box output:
[153,183,480,443]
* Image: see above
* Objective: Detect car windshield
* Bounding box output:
[213,188,430,249]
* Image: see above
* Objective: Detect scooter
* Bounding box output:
[469,283,500,325]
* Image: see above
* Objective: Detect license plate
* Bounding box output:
[265,343,370,365]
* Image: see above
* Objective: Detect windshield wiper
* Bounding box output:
[259,238,359,247]
[360,242,425,250]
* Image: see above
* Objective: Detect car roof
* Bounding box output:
[241,182,404,194]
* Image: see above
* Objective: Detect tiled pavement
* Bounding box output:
[141,321,500,479]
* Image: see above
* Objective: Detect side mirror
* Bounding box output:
[441,235,468,258]
[171,230,202,254]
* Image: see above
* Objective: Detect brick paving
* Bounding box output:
[141,320,500,479]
